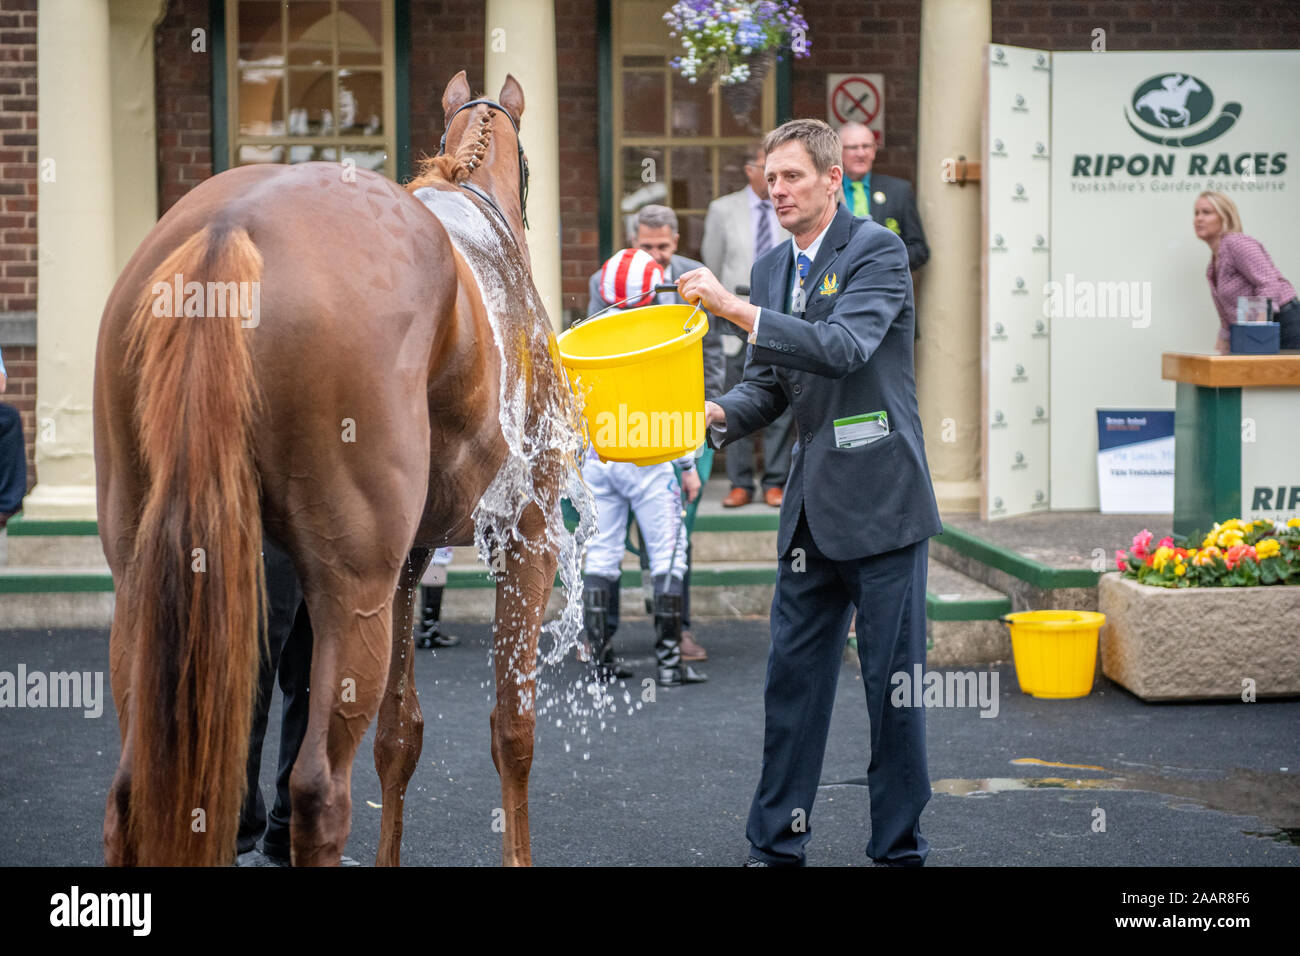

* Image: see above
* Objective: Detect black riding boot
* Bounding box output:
[653,574,707,686]
[583,575,631,681]
[416,585,459,648]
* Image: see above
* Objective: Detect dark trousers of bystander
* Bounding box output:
[0,403,25,517]
[237,534,314,861]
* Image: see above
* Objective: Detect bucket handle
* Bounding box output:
[575,285,703,333]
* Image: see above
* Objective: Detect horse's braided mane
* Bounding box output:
[406,104,495,192]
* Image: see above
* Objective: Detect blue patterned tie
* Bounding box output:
[755,201,774,259]
[792,252,811,312]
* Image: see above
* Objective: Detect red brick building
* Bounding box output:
[5,0,1300,497]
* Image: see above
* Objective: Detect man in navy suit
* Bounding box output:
[677,118,942,867]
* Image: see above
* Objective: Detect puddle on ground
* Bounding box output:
[821,758,1300,839]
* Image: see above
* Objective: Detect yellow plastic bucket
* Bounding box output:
[1001,610,1106,699]
[557,303,709,465]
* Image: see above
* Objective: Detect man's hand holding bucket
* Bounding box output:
[675,266,744,438]
[675,267,753,333]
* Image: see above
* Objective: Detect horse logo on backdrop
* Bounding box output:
[1125,73,1241,147]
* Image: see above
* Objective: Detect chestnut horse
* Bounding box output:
[94,71,585,866]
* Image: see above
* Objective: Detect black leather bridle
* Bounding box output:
[437,97,530,230]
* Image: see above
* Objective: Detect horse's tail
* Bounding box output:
[121,223,266,865]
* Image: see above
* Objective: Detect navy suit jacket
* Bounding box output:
[842,172,930,272]
[710,204,942,561]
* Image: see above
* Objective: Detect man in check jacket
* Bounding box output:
[676,118,942,867]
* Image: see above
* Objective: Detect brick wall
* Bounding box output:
[156,0,214,214]
[791,0,923,185]
[992,0,1300,51]
[555,0,599,323]
[0,0,35,491]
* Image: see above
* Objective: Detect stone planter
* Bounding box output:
[1098,573,1300,701]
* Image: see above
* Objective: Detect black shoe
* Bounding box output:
[658,664,708,686]
[416,585,459,648]
[743,857,769,867]
[417,624,460,649]
[652,581,706,686]
[236,848,290,867]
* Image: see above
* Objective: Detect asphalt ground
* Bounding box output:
[1,621,1297,867]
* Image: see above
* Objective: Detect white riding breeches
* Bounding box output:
[583,457,688,582]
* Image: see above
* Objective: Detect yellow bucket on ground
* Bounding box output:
[557,303,709,465]
[1001,610,1106,699]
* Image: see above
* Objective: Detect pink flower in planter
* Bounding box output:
[1115,550,1128,571]
[1131,529,1153,561]
[1157,536,1175,549]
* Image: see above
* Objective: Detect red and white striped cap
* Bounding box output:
[599,248,664,310]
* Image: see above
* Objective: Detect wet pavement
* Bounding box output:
[1,621,1297,866]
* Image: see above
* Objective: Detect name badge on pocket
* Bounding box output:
[833,411,889,448]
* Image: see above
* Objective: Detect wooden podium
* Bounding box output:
[1161,352,1300,538]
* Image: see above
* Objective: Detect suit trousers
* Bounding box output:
[0,402,25,515]
[746,507,931,866]
[237,535,314,859]
[722,339,793,492]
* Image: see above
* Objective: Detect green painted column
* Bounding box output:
[1173,382,1241,539]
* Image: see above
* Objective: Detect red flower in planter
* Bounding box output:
[1223,544,1257,570]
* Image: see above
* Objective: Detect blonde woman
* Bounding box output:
[1194,190,1298,352]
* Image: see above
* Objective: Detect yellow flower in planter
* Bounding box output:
[1221,518,1244,531]
[1151,545,1175,571]
[1201,531,1218,549]
[1289,518,1300,528]
[1256,538,1281,560]
[1174,562,1186,576]
[1193,545,1222,567]
[1217,529,1245,549]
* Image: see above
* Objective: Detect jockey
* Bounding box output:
[581,249,707,687]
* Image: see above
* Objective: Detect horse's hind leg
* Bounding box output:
[490,503,559,867]
[374,546,431,867]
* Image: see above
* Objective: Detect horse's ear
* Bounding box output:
[498,74,525,126]
[443,70,473,119]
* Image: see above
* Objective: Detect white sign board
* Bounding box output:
[1242,388,1300,524]
[827,73,885,145]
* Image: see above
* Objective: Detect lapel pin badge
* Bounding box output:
[820,273,838,296]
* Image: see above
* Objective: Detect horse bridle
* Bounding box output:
[437,97,530,230]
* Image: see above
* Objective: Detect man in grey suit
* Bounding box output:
[701,144,795,509]
[586,204,725,663]
[677,119,942,867]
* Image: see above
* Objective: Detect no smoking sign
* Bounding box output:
[827,73,885,146]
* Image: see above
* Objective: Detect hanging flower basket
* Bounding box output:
[664,1,810,120]
[720,49,775,121]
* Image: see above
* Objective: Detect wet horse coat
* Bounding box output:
[95,72,585,866]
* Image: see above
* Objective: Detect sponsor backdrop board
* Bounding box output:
[1242,388,1300,525]
[1050,51,1300,509]
[983,45,1052,519]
